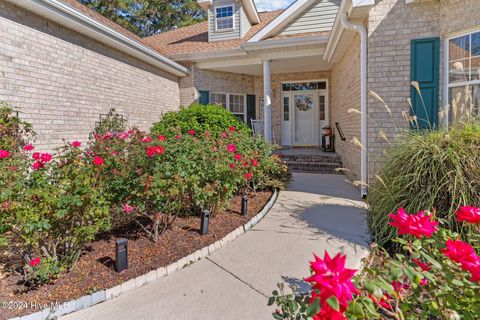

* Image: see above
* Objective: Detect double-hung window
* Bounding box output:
[229,94,245,121]
[215,5,234,31]
[447,30,480,122]
[210,93,227,108]
[210,92,246,122]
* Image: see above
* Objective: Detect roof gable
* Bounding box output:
[248,0,341,42]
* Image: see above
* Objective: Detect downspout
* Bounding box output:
[340,13,368,198]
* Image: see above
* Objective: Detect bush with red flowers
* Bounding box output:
[4,142,111,284]
[1,105,288,284]
[270,207,480,319]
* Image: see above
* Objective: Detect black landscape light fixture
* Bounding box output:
[200,209,211,235]
[115,238,128,273]
[241,195,248,216]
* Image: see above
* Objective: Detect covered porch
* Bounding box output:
[189,38,335,148]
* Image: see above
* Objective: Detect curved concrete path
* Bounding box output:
[62,173,370,320]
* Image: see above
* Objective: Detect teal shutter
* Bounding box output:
[246,95,256,126]
[199,91,210,105]
[410,37,440,129]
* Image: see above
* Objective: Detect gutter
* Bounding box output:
[7,0,189,77]
[241,35,329,51]
[340,13,368,197]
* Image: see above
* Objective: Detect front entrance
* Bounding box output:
[281,81,328,147]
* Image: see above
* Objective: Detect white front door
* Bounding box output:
[280,81,329,147]
[293,93,317,145]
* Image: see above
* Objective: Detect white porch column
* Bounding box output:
[263,59,272,142]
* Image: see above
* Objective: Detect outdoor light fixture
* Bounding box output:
[115,238,128,273]
[241,195,248,216]
[200,209,211,235]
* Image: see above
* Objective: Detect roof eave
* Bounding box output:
[7,0,189,77]
[168,35,329,62]
[323,0,374,63]
[242,0,260,24]
[242,35,329,50]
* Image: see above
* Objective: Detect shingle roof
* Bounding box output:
[142,10,284,56]
[59,0,146,45]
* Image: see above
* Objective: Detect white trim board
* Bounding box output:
[7,0,189,77]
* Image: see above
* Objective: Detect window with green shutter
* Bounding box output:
[410,37,440,129]
[198,91,210,105]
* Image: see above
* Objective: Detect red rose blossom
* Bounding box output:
[229,163,236,170]
[251,159,258,167]
[71,141,82,147]
[93,156,105,166]
[229,126,236,131]
[188,129,195,135]
[40,153,52,163]
[227,144,236,153]
[175,135,181,140]
[388,208,438,238]
[123,203,135,213]
[32,161,44,171]
[234,153,242,161]
[412,258,431,271]
[32,152,40,160]
[245,172,253,180]
[0,150,10,159]
[146,146,165,157]
[158,135,166,141]
[442,240,480,282]
[456,206,480,224]
[305,252,358,319]
[29,257,41,268]
[23,144,35,151]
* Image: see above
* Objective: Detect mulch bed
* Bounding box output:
[0,191,273,320]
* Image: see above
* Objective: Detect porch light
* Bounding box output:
[115,238,128,273]
[241,195,248,216]
[200,209,211,235]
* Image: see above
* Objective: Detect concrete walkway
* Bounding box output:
[62,173,370,320]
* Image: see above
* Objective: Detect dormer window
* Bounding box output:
[215,5,234,31]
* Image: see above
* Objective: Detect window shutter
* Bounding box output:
[199,91,210,105]
[247,95,256,126]
[410,37,440,129]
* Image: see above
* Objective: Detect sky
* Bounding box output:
[254,0,295,11]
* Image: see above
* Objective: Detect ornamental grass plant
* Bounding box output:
[367,122,480,252]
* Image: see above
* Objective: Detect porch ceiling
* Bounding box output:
[197,55,332,76]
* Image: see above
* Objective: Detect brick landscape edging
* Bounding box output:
[10,189,279,320]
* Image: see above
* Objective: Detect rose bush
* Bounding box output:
[1,105,288,284]
[270,206,480,320]
[4,143,111,285]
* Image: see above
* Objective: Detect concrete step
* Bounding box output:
[284,161,343,174]
[279,154,341,163]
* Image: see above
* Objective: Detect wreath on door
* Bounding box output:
[295,95,313,111]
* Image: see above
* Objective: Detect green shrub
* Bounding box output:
[0,103,34,151]
[123,127,288,241]
[151,104,251,137]
[368,122,480,251]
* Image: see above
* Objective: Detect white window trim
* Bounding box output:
[280,79,329,92]
[444,27,480,126]
[214,4,235,32]
[210,92,247,121]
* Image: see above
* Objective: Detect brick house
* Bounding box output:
[2,0,480,194]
